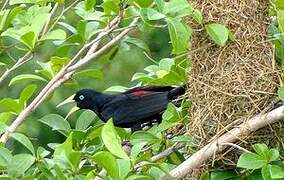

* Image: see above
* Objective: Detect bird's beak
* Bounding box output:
[56,94,75,108]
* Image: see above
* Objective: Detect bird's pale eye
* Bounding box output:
[79,95,84,100]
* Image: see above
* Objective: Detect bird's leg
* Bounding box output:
[131,123,142,133]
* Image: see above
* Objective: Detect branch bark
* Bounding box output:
[0,17,139,143]
[163,105,284,179]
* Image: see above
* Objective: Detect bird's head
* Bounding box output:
[74,89,101,110]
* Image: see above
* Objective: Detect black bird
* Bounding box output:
[74,85,186,132]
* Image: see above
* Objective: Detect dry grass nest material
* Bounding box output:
[186,0,282,166]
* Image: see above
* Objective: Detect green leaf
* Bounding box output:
[0,147,12,168]
[278,87,284,101]
[269,165,284,179]
[0,10,10,31]
[205,23,229,47]
[53,164,66,180]
[57,22,77,34]
[50,56,70,76]
[101,120,129,160]
[268,149,279,162]
[210,170,239,180]
[92,151,119,179]
[20,31,35,49]
[0,98,23,114]
[276,0,284,10]
[19,84,37,104]
[104,86,129,93]
[133,0,153,8]
[0,112,13,123]
[130,142,146,160]
[36,147,50,158]
[9,74,46,86]
[74,69,104,80]
[191,9,203,24]
[130,131,160,144]
[9,0,34,5]
[85,0,96,11]
[167,18,191,54]
[41,29,66,41]
[39,114,71,136]
[7,154,35,177]
[0,122,7,134]
[126,175,155,180]
[147,8,166,20]
[117,159,131,179]
[278,10,284,33]
[124,37,150,53]
[262,165,271,180]
[164,0,190,15]
[10,133,35,156]
[54,132,81,171]
[75,110,96,131]
[253,144,269,160]
[0,62,6,67]
[237,152,267,169]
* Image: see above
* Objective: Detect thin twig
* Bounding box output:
[134,143,184,171]
[220,142,250,153]
[48,0,80,33]
[41,3,59,36]
[0,51,33,85]
[66,17,139,72]
[1,0,9,11]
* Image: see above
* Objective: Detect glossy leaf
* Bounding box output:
[0,98,23,114]
[11,133,35,155]
[75,110,96,131]
[237,152,267,169]
[19,84,37,104]
[278,87,284,101]
[74,69,104,80]
[130,131,160,144]
[104,86,129,93]
[205,23,229,47]
[9,74,47,86]
[41,29,66,41]
[101,120,129,160]
[54,132,81,171]
[167,18,191,54]
[39,114,71,136]
[7,154,35,177]
[147,8,166,20]
[85,0,96,11]
[92,151,119,179]
[270,165,284,179]
[0,147,12,168]
[124,37,150,53]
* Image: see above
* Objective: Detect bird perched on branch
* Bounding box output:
[73,85,186,132]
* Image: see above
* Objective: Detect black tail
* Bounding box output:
[168,84,187,100]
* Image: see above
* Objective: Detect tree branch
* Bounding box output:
[163,105,284,179]
[0,17,139,143]
[0,51,33,85]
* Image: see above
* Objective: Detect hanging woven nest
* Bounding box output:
[187,0,282,168]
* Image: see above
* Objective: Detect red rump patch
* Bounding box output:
[131,90,152,95]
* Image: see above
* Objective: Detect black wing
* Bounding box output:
[123,85,175,94]
[100,92,169,127]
